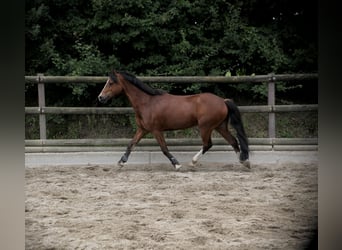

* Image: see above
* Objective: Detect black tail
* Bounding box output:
[225,99,249,161]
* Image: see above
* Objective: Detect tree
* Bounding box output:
[25,0,317,103]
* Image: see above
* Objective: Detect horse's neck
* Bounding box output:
[123,82,151,112]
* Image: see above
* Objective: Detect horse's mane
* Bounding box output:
[111,71,165,96]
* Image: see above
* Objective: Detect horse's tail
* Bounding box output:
[224,99,249,161]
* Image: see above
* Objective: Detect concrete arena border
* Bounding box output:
[25,150,318,167]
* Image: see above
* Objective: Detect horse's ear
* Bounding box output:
[108,68,116,74]
[108,70,117,82]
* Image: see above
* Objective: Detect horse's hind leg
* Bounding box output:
[215,122,241,159]
[152,131,182,170]
[215,123,240,152]
[191,128,213,166]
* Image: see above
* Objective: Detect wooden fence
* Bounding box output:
[25,73,318,152]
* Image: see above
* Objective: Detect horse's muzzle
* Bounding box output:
[98,95,108,104]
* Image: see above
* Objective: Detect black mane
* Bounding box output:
[112,71,165,96]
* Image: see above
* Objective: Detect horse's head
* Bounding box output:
[98,71,124,103]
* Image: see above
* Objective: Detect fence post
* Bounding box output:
[37,73,46,139]
[268,74,276,139]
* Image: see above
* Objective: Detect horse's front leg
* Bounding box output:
[152,131,182,170]
[118,128,147,167]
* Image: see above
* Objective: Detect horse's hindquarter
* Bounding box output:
[196,93,228,125]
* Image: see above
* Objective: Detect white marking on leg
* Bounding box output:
[175,164,182,170]
[192,149,203,165]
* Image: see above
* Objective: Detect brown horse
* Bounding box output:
[98,70,250,170]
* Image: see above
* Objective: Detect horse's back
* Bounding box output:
[197,92,226,106]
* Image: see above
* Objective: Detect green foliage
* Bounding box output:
[229,80,303,102]
[51,41,107,76]
[26,0,317,78]
[25,0,317,139]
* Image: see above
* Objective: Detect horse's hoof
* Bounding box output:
[240,160,251,169]
[174,164,182,170]
[189,161,197,167]
[117,161,126,168]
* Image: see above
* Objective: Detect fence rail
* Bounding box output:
[25,73,317,84]
[25,104,318,115]
[25,73,318,152]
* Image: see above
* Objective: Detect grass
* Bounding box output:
[276,112,318,138]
